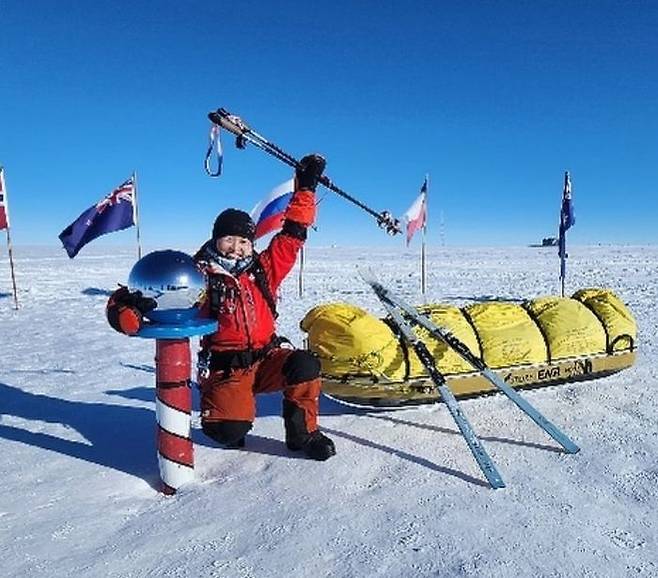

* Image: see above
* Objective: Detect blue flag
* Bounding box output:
[558,171,575,282]
[59,178,136,258]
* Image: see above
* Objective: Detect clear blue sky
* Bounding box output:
[1,0,657,250]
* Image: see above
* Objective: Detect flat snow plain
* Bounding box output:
[0,244,656,577]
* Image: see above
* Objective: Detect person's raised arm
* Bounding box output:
[260,154,326,289]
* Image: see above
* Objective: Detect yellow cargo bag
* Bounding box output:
[572,288,636,351]
[301,288,637,381]
[300,302,406,380]
[407,305,482,376]
[525,297,607,360]
[465,302,547,368]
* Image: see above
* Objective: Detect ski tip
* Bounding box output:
[483,467,506,489]
[356,267,380,287]
[489,478,506,490]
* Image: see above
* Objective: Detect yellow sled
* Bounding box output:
[301,288,637,407]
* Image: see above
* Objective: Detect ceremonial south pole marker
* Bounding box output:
[127,250,216,495]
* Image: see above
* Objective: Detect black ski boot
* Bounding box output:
[290,430,336,461]
[222,436,246,449]
[202,420,250,449]
[283,400,336,461]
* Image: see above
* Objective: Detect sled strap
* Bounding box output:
[609,333,635,353]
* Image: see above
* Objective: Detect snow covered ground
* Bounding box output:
[1,244,656,577]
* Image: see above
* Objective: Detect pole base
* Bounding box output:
[161,482,177,496]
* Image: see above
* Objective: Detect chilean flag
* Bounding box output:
[403,178,428,246]
[0,168,8,231]
[251,178,294,240]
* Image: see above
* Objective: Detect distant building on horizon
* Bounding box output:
[529,237,559,248]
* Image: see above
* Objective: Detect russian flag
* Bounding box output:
[250,178,294,240]
[403,178,428,246]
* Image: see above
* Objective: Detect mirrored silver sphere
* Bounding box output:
[128,250,206,322]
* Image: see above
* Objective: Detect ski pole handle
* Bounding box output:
[208,109,248,137]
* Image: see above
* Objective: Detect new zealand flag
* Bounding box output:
[59,178,135,258]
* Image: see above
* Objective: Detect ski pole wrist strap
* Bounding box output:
[204,124,223,177]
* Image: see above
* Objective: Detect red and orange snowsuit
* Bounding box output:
[194,188,321,444]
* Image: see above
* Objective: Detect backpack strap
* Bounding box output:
[251,256,278,319]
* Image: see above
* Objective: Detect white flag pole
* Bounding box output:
[421,174,428,296]
[298,246,305,298]
[132,171,143,259]
[0,168,19,309]
[5,228,18,310]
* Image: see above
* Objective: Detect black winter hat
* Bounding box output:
[212,209,256,242]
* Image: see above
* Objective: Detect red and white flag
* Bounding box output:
[0,168,9,231]
[403,178,427,246]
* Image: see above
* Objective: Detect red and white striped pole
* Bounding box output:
[126,249,217,495]
[154,338,194,494]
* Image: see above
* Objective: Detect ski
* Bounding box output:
[366,277,580,455]
[362,274,505,489]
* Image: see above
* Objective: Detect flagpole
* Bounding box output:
[421,173,428,296]
[5,229,19,310]
[559,230,567,297]
[439,210,445,247]
[6,229,19,310]
[0,168,19,309]
[558,171,573,298]
[132,170,143,259]
[298,246,305,298]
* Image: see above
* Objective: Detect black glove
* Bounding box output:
[114,286,157,313]
[296,154,326,191]
[106,286,157,335]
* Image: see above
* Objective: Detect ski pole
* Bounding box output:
[361,271,505,489]
[208,108,402,236]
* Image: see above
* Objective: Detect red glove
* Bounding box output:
[106,286,157,335]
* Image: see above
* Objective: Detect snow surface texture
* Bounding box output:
[0,245,656,578]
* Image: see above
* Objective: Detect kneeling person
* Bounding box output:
[106,154,335,461]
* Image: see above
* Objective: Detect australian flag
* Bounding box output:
[558,171,575,280]
[59,178,136,258]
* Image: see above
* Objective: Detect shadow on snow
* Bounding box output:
[367,414,563,453]
[442,294,525,303]
[0,381,161,490]
[119,362,155,374]
[0,378,530,490]
[82,287,114,297]
[0,381,339,486]
[321,427,490,488]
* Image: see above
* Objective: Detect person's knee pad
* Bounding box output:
[202,420,252,445]
[282,350,321,385]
